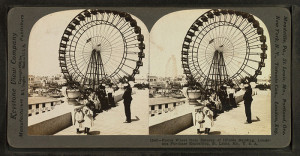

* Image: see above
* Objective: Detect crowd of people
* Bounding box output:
[73,83,133,135]
[195,84,254,135]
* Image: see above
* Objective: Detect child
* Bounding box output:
[73,108,84,134]
[203,106,214,134]
[82,104,94,135]
[195,108,205,134]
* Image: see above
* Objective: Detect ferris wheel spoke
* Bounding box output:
[244,63,258,71]
[117,19,129,32]
[199,26,213,41]
[106,29,123,42]
[103,55,123,67]
[122,27,134,36]
[241,22,252,32]
[104,62,121,74]
[98,39,111,49]
[103,62,117,76]
[108,45,126,50]
[231,55,245,62]
[103,24,118,42]
[248,38,260,45]
[127,51,140,55]
[226,65,240,83]
[194,39,209,47]
[76,54,90,63]
[232,38,247,48]
[232,33,247,45]
[108,38,125,49]
[118,67,131,77]
[247,32,261,41]
[124,32,137,41]
[112,72,123,80]
[101,53,123,61]
[233,47,249,51]
[189,68,205,79]
[126,43,139,48]
[109,38,125,48]
[113,16,124,28]
[202,64,212,75]
[227,29,242,44]
[248,44,261,50]
[198,45,214,53]
[126,34,139,41]
[237,18,247,28]
[244,28,257,37]
[99,24,110,44]
[248,52,262,55]
[223,45,234,53]
[119,23,131,33]
[81,22,93,42]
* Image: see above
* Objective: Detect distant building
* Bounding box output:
[148,76,158,82]
[28,97,62,116]
[257,78,270,85]
[28,74,66,96]
[135,75,148,84]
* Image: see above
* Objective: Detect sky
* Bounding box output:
[149,9,271,80]
[28,9,150,79]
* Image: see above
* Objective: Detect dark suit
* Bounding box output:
[219,89,228,111]
[243,87,253,123]
[122,86,133,122]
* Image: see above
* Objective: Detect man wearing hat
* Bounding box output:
[122,83,133,123]
[219,85,228,111]
[97,84,108,111]
[243,84,253,124]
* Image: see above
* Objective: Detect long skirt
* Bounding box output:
[108,93,115,107]
[229,94,236,107]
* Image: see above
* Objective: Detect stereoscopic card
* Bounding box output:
[7,7,291,148]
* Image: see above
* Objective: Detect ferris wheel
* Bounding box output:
[59,9,145,89]
[181,9,267,91]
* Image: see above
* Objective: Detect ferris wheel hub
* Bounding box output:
[216,45,224,53]
[92,44,101,52]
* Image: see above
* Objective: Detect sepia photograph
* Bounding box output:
[27,9,150,135]
[149,9,271,135]
[6,5,292,149]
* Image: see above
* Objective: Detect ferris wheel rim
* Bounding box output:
[181,9,267,89]
[58,9,145,88]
